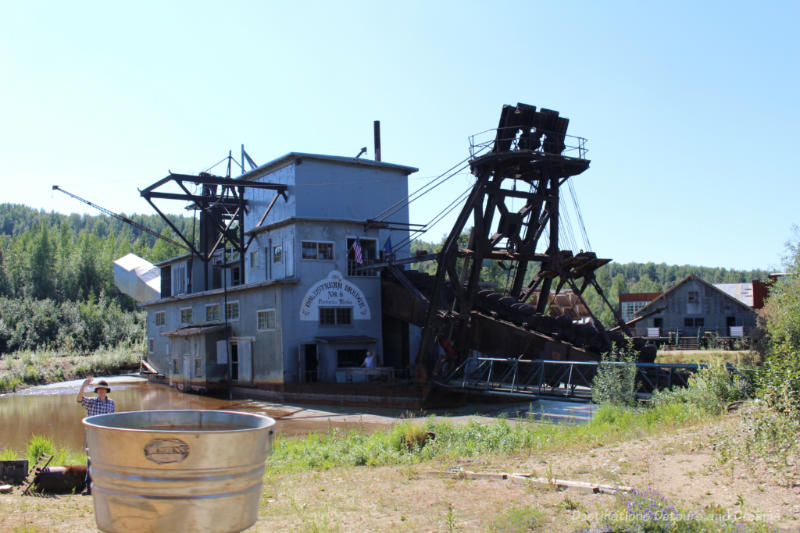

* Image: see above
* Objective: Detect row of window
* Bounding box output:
[247,239,380,277]
[155,303,270,329]
[684,317,705,327]
[154,304,351,332]
[155,302,241,327]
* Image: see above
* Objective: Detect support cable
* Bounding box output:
[392,184,474,251]
[558,196,578,253]
[373,160,470,222]
[567,179,592,251]
[393,185,473,251]
[202,156,232,175]
[372,143,489,223]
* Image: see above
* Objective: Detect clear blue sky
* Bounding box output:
[2,1,797,271]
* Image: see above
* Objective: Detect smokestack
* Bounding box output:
[373,120,381,162]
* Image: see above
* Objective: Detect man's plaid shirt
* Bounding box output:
[81,396,115,416]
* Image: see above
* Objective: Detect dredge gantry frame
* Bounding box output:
[380,103,656,386]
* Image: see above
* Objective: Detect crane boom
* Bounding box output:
[52,185,190,251]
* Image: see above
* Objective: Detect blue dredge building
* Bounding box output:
[140,152,420,399]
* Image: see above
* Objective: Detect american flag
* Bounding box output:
[352,237,363,264]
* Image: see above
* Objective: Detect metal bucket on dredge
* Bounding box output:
[83,410,276,533]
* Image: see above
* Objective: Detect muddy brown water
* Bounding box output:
[1,376,595,456]
[0,377,396,454]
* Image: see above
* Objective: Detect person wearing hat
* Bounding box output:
[76,376,115,494]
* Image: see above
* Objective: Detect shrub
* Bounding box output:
[592,341,637,406]
[653,363,749,415]
[26,434,57,464]
[756,344,800,418]
[26,435,84,465]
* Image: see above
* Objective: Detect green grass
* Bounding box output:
[488,505,545,532]
[0,447,20,460]
[26,434,85,465]
[656,350,759,366]
[266,402,710,474]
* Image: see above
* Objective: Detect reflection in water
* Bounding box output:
[0,378,387,454]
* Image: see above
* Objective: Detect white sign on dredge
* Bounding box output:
[299,270,370,321]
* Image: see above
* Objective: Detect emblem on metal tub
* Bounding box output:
[144,438,190,464]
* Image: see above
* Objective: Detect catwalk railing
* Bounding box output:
[434,357,729,402]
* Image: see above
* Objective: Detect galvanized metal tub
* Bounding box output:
[83,410,275,533]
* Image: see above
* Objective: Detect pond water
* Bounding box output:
[0,376,396,454]
[0,376,596,456]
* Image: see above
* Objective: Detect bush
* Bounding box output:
[592,341,637,406]
[755,344,800,417]
[756,232,800,418]
[653,363,750,415]
[0,295,145,354]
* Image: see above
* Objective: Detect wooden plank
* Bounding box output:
[427,469,633,495]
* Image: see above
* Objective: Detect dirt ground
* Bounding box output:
[1,414,798,532]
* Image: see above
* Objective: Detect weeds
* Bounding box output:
[266,402,708,475]
[444,502,458,532]
[592,341,637,406]
[488,505,544,532]
[604,487,777,532]
[0,447,20,460]
[558,496,581,511]
[755,344,800,417]
[544,462,556,489]
[713,400,800,487]
[653,363,750,415]
[26,434,85,465]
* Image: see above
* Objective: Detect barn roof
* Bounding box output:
[635,274,753,317]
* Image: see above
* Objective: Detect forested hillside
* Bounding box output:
[0,204,191,354]
[0,203,770,355]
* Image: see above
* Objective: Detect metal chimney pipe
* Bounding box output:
[373,120,381,162]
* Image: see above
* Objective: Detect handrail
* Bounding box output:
[434,356,736,402]
[469,128,589,160]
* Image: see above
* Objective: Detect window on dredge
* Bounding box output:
[205,304,220,322]
[302,241,334,260]
[225,301,240,321]
[257,309,276,330]
[319,307,352,326]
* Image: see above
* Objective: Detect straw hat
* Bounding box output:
[93,380,111,392]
